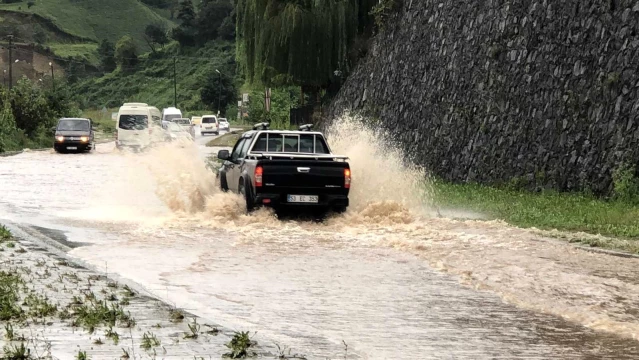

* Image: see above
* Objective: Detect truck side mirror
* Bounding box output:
[50,126,56,132]
[217,150,230,160]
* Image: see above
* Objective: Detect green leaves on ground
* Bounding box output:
[223,331,257,358]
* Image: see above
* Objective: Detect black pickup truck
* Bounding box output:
[216,123,351,213]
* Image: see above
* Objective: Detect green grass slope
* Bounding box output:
[0,0,173,48]
[73,42,237,112]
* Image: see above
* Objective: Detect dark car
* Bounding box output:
[217,123,351,214]
[53,118,96,153]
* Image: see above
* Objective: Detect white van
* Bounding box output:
[200,115,218,135]
[162,107,182,128]
[116,103,161,150]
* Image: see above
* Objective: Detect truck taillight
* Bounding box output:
[344,168,351,189]
[255,166,263,187]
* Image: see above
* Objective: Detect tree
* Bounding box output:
[200,69,237,114]
[8,78,54,136]
[217,14,235,40]
[236,0,377,88]
[172,0,197,46]
[97,39,117,73]
[144,23,169,53]
[0,89,17,153]
[33,28,48,45]
[115,35,138,71]
[65,57,87,84]
[196,0,233,44]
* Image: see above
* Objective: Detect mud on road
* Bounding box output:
[1,120,639,359]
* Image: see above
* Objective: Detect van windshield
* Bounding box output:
[57,119,90,131]
[202,118,216,124]
[119,115,148,130]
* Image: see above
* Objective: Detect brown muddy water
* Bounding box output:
[1,122,639,359]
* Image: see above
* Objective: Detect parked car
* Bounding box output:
[53,118,95,153]
[218,118,229,131]
[200,115,219,135]
[216,123,350,214]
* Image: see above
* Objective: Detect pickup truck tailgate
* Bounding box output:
[260,160,348,192]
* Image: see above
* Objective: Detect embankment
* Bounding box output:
[329,0,639,193]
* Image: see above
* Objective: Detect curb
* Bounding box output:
[531,232,639,259]
[571,243,639,259]
[0,147,50,157]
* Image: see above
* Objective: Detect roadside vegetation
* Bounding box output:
[434,179,639,253]
[206,132,240,147]
[0,79,80,152]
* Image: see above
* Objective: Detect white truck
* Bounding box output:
[161,107,182,129]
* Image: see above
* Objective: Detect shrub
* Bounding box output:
[369,0,402,31]
[612,163,639,204]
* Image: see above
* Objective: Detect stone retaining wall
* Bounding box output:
[328,0,639,193]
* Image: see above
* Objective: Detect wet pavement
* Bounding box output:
[1,124,639,359]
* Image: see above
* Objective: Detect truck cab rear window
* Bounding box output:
[251,133,329,154]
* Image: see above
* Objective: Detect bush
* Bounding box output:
[612,163,639,204]
[369,0,401,31]
[0,78,80,152]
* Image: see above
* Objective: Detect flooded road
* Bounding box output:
[2,123,639,359]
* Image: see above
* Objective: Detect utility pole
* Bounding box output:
[215,69,221,114]
[7,35,13,91]
[49,61,55,93]
[173,57,177,108]
[2,70,6,87]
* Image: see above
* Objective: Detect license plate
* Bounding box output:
[287,195,318,203]
[66,146,77,150]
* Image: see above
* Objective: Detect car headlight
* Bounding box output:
[80,136,89,142]
[56,136,64,142]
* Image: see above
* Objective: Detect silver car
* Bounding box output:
[218,118,229,131]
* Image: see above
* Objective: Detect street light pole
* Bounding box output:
[7,35,13,91]
[215,69,221,115]
[173,57,177,108]
[2,70,6,88]
[49,62,55,93]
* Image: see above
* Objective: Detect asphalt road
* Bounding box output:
[1,129,639,359]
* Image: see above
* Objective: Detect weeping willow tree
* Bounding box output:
[237,0,377,88]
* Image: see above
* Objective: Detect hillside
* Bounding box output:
[0,0,174,51]
[72,41,237,113]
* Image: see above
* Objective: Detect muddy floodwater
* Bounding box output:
[2,123,639,359]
